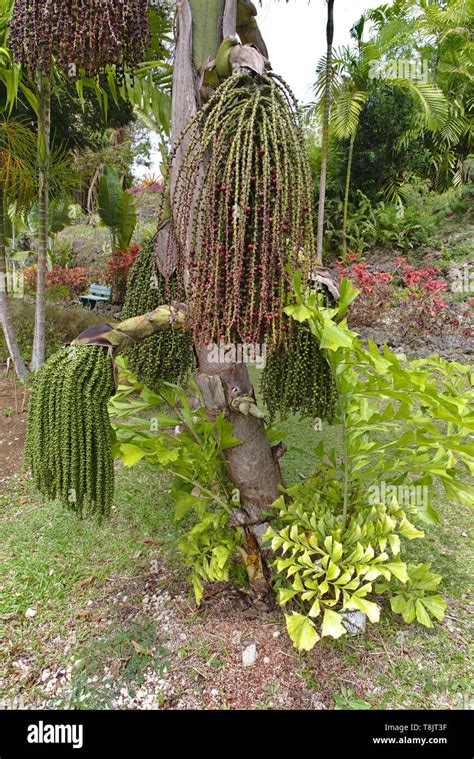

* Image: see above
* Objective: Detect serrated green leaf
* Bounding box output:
[285,613,319,651]
[385,562,409,583]
[321,609,347,639]
[390,594,407,615]
[320,319,354,351]
[349,596,380,623]
[278,587,298,605]
[421,595,447,621]
[119,444,146,467]
[284,303,312,322]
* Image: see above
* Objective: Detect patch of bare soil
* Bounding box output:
[0,371,29,488]
[355,320,474,363]
[21,550,382,711]
[124,580,323,711]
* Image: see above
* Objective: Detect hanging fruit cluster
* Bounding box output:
[9,0,150,79]
[261,322,336,422]
[24,344,115,516]
[172,72,315,348]
[121,238,195,389]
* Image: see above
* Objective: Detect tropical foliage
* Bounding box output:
[2,0,473,678]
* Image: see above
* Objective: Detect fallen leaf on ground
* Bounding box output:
[77,576,95,589]
[131,640,153,656]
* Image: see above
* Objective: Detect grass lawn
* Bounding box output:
[1,384,472,710]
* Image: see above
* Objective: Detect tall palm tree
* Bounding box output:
[0,119,36,379]
[316,0,335,262]
[8,0,152,370]
[311,14,449,254]
[30,70,51,370]
[368,0,473,190]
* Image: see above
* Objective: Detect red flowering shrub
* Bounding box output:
[394,257,450,334]
[337,255,452,335]
[395,257,447,304]
[24,266,88,299]
[129,180,164,196]
[105,245,141,303]
[336,259,394,326]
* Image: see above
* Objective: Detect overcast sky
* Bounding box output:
[135,0,388,179]
[259,0,387,102]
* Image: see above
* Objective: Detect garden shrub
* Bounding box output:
[0,299,104,365]
[335,258,394,326]
[268,277,473,649]
[105,244,141,303]
[393,256,451,335]
[336,256,452,334]
[24,265,88,299]
[328,183,471,256]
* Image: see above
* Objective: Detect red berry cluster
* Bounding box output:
[9,0,150,80]
[171,72,316,349]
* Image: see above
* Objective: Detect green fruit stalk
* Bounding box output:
[261,323,336,422]
[121,239,195,390]
[24,344,115,517]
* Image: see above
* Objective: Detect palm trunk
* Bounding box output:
[0,190,29,380]
[169,0,282,596]
[342,130,356,257]
[30,70,51,371]
[316,0,335,263]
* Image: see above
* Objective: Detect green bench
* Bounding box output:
[80,284,112,310]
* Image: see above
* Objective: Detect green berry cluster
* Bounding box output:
[261,323,336,423]
[24,344,115,517]
[121,238,195,390]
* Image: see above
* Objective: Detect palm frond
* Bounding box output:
[402,81,449,131]
[0,118,36,208]
[331,89,368,139]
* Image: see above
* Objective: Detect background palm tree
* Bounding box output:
[311,12,449,254]
[30,70,51,370]
[367,0,473,191]
[316,0,335,262]
[0,119,36,379]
